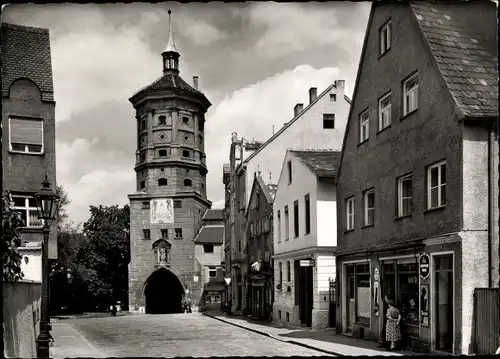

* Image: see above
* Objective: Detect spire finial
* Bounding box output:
[164,9,178,54]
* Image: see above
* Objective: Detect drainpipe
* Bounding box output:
[488,123,493,287]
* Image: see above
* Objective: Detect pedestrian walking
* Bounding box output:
[385,295,401,351]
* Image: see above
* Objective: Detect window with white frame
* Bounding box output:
[403,73,418,115]
[9,117,44,154]
[12,194,43,227]
[397,174,413,217]
[359,111,369,143]
[378,93,392,131]
[380,21,391,55]
[346,197,355,231]
[363,189,375,226]
[428,161,446,209]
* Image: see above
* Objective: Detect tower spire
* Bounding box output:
[162,9,180,74]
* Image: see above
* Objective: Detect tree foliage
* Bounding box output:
[2,191,24,282]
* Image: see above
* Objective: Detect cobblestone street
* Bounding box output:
[51,313,331,357]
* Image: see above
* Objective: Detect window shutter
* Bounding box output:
[10,118,43,145]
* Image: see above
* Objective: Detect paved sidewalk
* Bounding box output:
[50,322,106,358]
[204,310,406,356]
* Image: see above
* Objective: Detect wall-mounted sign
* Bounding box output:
[373,267,379,281]
[151,198,174,224]
[300,259,315,267]
[419,254,430,279]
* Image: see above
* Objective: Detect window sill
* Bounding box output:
[361,224,374,229]
[400,109,418,121]
[20,227,43,232]
[344,229,354,234]
[378,47,391,60]
[355,319,370,327]
[395,214,412,221]
[175,237,183,240]
[376,125,391,135]
[424,205,446,214]
[357,139,369,147]
[9,150,44,156]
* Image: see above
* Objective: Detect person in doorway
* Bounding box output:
[385,295,401,351]
[378,294,390,348]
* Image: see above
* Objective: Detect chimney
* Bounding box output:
[193,76,199,90]
[294,103,304,117]
[335,80,345,89]
[309,87,317,104]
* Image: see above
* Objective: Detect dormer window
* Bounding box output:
[140,181,145,189]
[184,179,192,187]
[158,178,168,186]
[182,117,189,125]
[158,115,166,125]
[182,150,190,158]
[159,149,167,157]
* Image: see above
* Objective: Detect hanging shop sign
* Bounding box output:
[419,253,430,279]
[300,259,315,267]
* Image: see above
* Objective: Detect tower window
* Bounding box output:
[175,228,183,239]
[199,119,204,132]
[161,229,168,239]
[142,201,150,209]
[158,115,166,125]
[158,178,168,186]
[182,150,190,158]
[140,153,146,162]
[160,134,165,140]
[174,200,182,208]
[143,229,151,240]
[140,120,146,131]
[140,181,145,189]
[184,179,192,187]
[159,149,167,157]
[182,117,189,125]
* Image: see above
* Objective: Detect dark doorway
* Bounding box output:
[144,269,184,314]
[299,265,313,327]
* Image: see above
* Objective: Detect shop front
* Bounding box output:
[336,239,461,354]
[247,260,273,319]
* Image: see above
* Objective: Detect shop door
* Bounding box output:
[346,266,355,332]
[434,254,454,352]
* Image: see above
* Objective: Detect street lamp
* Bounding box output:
[34,175,60,358]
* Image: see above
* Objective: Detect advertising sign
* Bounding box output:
[300,259,315,267]
[419,254,430,279]
[150,198,174,224]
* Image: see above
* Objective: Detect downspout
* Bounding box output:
[488,122,493,287]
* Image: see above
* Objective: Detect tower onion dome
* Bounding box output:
[129,9,211,109]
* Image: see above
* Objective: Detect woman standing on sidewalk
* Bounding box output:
[385,295,401,351]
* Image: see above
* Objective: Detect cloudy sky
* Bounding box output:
[3,2,370,227]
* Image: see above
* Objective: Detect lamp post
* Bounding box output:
[34,175,60,358]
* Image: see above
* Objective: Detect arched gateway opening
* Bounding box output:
[144,268,184,314]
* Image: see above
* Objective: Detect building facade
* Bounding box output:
[127,14,213,314]
[1,23,58,281]
[273,150,341,329]
[194,208,225,304]
[244,173,276,319]
[224,83,351,314]
[335,2,498,355]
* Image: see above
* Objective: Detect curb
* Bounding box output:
[204,312,344,356]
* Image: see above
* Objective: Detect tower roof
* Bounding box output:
[163,9,179,54]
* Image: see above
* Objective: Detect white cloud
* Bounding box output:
[182,19,227,46]
[248,3,367,58]
[204,64,351,208]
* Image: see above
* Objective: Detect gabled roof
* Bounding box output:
[202,209,224,221]
[410,1,498,119]
[337,1,498,181]
[290,150,342,180]
[194,225,224,244]
[245,174,276,217]
[240,83,351,166]
[1,23,54,102]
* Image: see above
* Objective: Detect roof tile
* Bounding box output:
[290,150,342,179]
[411,1,498,118]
